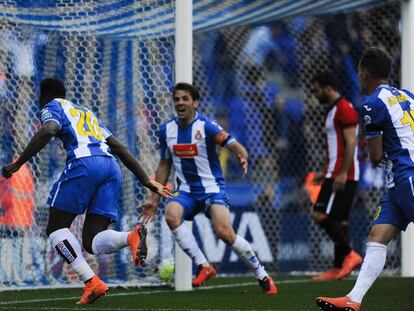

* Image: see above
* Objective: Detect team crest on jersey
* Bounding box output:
[195,130,202,141]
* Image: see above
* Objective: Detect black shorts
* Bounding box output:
[312,178,358,221]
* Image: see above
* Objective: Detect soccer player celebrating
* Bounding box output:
[311,72,362,281]
[141,82,277,294]
[2,78,172,304]
[316,48,414,311]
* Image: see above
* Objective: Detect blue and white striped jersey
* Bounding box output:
[159,113,236,194]
[40,98,113,163]
[362,84,414,188]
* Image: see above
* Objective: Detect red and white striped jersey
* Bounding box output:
[324,97,360,181]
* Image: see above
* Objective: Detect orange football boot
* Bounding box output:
[192,264,217,287]
[336,250,363,280]
[315,296,360,311]
[312,268,341,281]
[76,275,108,305]
[128,224,148,267]
[258,276,278,295]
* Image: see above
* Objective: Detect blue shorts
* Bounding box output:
[373,176,414,231]
[48,156,121,222]
[167,190,230,221]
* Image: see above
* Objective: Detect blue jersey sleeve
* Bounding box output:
[205,118,235,147]
[362,97,387,139]
[40,100,63,128]
[402,89,414,101]
[158,124,171,159]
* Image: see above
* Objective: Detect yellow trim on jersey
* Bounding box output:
[373,205,382,221]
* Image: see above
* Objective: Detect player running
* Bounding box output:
[2,78,172,304]
[316,48,414,311]
[141,82,277,294]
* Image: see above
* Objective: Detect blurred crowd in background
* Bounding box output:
[194,4,400,212]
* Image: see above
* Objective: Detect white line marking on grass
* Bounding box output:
[0,278,319,307]
[0,308,287,311]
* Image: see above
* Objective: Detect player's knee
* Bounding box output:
[216,226,236,245]
[367,229,388,244]
[165,212,181,230]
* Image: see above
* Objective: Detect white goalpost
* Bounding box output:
[400,0,414,277]
[174,0,193,291]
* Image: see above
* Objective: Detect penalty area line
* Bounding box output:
[0,278,314,307]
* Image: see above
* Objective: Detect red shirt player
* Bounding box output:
[310,72,362,281]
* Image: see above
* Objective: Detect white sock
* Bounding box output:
[92,230,129,255]
[231,235,267,279]
[347,242,387,303]
[172,223,208,266]
[49,228,94,282]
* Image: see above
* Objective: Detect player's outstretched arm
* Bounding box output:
[140,158,172,224]
[106,135,173,199]
[2,121,59,179]
[226,141,248,177]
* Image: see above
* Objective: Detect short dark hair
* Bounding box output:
[39,78,66,106]
[311,71,337,90]
[359,47,391,79]
[173,82,200,101]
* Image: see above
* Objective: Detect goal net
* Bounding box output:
[0,0,401,288]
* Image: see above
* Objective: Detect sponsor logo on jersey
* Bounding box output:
[195,130,202,141]
[173,143,199,158]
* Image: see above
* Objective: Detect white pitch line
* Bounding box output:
[0,278,315,307]
[0,308,276,311]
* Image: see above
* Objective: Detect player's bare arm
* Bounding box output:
[367,135,384,166]
[333,125,357,191]
[106,136,173,199]
[140,158,172,224]
[226,141,248,177]
[2,121,60,179]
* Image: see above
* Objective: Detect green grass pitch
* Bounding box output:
[0,276,412,311]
